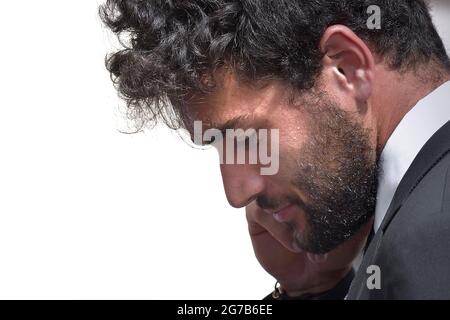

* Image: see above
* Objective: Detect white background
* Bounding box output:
[0,0,448,299]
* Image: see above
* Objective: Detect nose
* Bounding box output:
[220,163,266,208]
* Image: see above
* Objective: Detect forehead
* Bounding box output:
[183,71,291,129]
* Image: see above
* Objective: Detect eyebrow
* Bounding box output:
[190,114,269,146]
[214,115,251,133]
[210,114,268,135]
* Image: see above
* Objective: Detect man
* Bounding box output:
[100,0,450,299]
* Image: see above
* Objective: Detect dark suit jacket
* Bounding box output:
[347,121,450,299]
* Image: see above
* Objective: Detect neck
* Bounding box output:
[373,63,450,153]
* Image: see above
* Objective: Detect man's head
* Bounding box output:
[101,0,450,253]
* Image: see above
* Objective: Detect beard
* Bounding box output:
[258,93,380,254]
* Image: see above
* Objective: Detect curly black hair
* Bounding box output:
[99,0,450,130]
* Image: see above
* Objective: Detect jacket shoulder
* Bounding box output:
[375,153,450,299]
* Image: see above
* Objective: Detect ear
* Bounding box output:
[320,25,375,102]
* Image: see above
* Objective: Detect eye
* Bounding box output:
[204,135,215,145]
[204,134,225,147]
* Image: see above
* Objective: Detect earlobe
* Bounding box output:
[320,25,375,102]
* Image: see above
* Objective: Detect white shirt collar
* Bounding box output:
[374,81,450,232]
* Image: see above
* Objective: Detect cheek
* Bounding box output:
[271,124,310,183]
[278,114,310,156]
[278,107,311,145]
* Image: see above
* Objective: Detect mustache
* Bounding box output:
[256,194,307,211]
[255,195,282,211]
